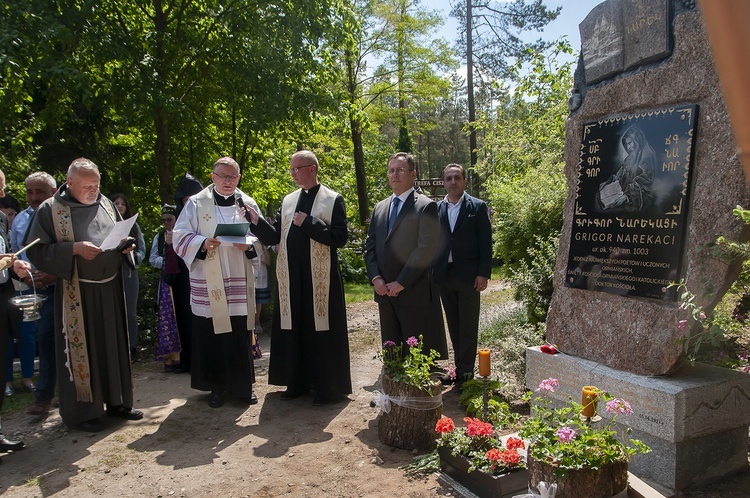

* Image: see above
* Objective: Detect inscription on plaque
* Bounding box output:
[565,104,698,300]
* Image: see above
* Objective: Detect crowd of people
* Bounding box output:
[0,150,493,463]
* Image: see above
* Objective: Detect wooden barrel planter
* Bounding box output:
[527,455,629,498]
[377,374,442,451]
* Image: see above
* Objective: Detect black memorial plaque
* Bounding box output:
[565,104,697,300]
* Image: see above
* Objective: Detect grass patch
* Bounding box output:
[344,282,372,304]
[1,373,37,416]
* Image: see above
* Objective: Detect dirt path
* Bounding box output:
[0,284,506,498]
[1,279,747,497]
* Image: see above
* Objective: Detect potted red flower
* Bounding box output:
[435,416,528,498]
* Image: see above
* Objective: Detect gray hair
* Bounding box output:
[291,150,319,168]
[213,156,240,173]
[67,158,99,178]
[25,171,57,190]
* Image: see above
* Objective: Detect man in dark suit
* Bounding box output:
[364,152,447,358]
[433,164,492,387]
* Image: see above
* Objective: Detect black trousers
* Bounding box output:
[438,267,481,377]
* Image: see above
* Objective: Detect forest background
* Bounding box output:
[0,0,596,341]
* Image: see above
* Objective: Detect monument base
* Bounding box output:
[526,346,750,495]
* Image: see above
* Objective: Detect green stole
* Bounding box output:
[277,185,336,331]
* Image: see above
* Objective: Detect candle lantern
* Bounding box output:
[582,386,599,418]
[478,349,491,377]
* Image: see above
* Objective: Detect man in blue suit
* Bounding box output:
[433,164,492,387]
[365,152,447,359]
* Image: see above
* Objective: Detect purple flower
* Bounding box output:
[382,340,397,349]
[536,378,560,393]
[678,319,688,330]
[556,426,576,443]
[406,336,418,347]
[606,398,633,416]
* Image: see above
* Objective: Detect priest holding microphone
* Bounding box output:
[173,156,261,408]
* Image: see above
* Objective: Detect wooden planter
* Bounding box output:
[377,374,442,451]
[527,455,628,498]
[438,446,529,498]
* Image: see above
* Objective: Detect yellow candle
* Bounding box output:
[582,386,598,418]
[478,349,491,377]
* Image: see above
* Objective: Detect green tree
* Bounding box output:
[479,40,572,278]
[450,0,560,171]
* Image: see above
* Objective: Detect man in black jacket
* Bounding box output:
[433,164,492,387]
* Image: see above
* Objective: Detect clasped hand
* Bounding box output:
[374,278,403,297]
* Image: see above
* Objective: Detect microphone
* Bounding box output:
[235,192,252,223]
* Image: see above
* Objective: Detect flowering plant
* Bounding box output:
[519,378,650,476]
[435,416,526,475]
[377,335,440,389]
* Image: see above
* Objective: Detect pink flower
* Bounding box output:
[536,378,560,393]
[556,426,576,443]
[444,365,457,380]
[406,336,418,347]
[700,312,706,320]
[606,398,633,415]
[678,319,688,330]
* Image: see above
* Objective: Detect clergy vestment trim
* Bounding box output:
[277,184,336,331]
[50,196,118,402]
[195,186,255,333]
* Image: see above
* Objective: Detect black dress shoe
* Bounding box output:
[106,406,144,420]
[280,388,308,401]
[312,394,328,406]
[208,391,224,408]
[0,435,25,452]
[77,418,104,433]
[242,393,258,405]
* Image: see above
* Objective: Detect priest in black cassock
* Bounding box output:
[172,157,259,409]
[248,150,352,406]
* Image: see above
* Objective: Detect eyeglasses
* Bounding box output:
[290,164,314,174]
[387,167,412,176]
[213,172,239,182]
[161,218,174,223]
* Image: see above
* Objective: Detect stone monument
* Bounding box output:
[528,0,750,494]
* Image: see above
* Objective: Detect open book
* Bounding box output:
[599,180,624,209]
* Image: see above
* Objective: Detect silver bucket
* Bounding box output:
[10,294,47,322]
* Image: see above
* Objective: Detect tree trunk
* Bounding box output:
[155,111,173,204]
[351,117,369,225]
[527,455,629,498]
[377,374,442,451]
[466,0,477,183]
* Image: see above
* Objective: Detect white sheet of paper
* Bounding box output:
[100,213,138,251]
[216,234,257,245]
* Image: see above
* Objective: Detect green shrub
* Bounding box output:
[479,306,545,397]
[510,232,559,324]
[490,160,565,270]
